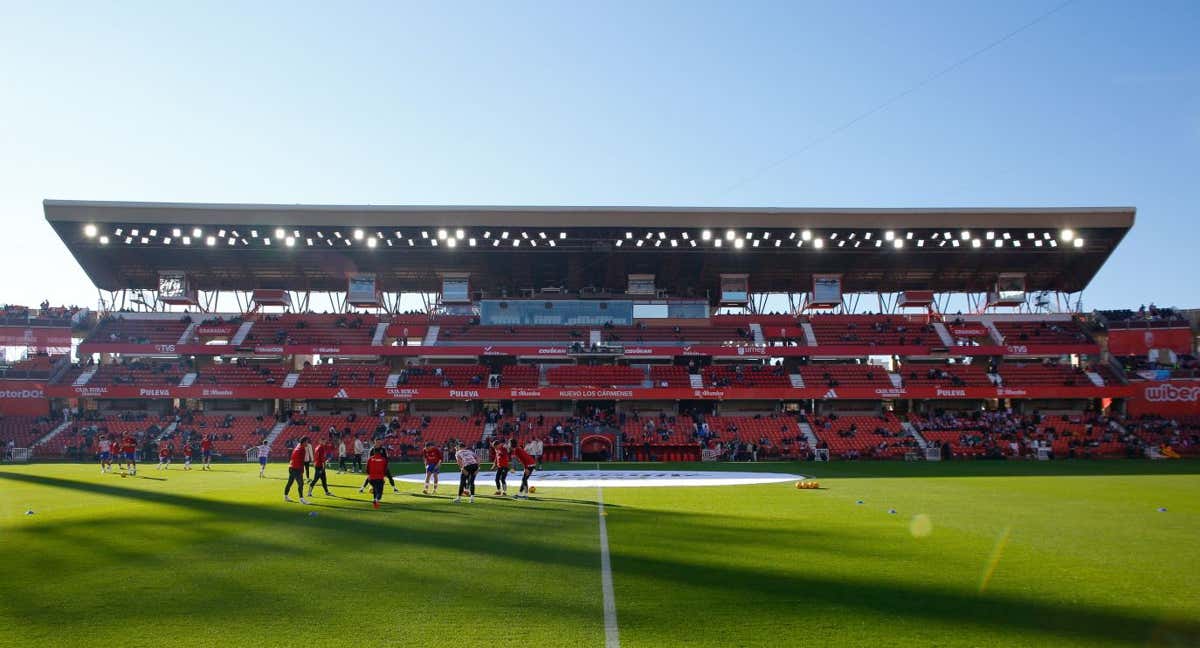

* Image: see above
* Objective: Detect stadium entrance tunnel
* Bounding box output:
[398,469,805,488]
[579,434,613,461]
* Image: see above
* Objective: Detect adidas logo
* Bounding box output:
[822,389,838,399]
[333,388,349,399]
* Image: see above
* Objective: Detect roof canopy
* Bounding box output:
[45,200,1134,298]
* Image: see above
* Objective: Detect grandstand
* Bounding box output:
[0,200,1189,464]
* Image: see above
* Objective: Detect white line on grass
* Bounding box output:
[596,465,620,648]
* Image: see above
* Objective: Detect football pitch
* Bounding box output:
[1,460,1197,647]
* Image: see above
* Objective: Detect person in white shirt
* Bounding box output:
[526,438,545,469]
[303,440,314,480]
[97,435,113,473]
[353,437,366,473]
[256,441,271,478]
[453,443,480,504]
[337,438,348,473]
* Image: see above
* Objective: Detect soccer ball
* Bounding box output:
[528,486,537,494]
[461,489,470,496]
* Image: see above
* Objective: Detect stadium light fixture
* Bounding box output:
[251,230,259,238]
[746,232,755,240]
[658,231,666,240]
[884,230,895,241]
[636,239,644,247]
[690,240,698,247]
[227,237,236,246]
[725,230,735,241]
[182,236,191,245]
[829,233,837,240]
[752,239,760,247]
[367,237,377,248]
[407,239,414,246]
[231,230,240,238]
[375,231,384,239]
[548,240,556,247]
[893,239,903,249]
[171,228,181,238]
[307,238,314,246]
[906,231,913,239]
[1049,240,1058,247]
[943,231,952,239]
[131,229,139,236]
[420,231,428,239]
[671,240,678,247]
[788,232,796,240]
[124,237,132,244]
[762,232,770,239]
[986,231,995,240]
[853,240,861,248]
[192,228,202,238]
[501,231,509,239]
[814,238,824,249]
[654,240,661,247]
[98,235,109,244]
[352,229,364,240]
[163,237,171,245]
[264,238,272,245]
[1073,238,1084,248]
[275,228,285,239]
[521,232,530,239]
[938,240,946,247]
[864,232,872,240]
[1061,229,1075,242]
[114,228,123,236]
[483,231,491,238]
[385,239,392,247]
[1002,232,1011,240]
[961,230,971,240]
[559,232,566,239]
[513,239,520,247]
[701,230,712,240]
[206,236,216,246]
[539,231,547,239]
[734,238,744,249]
[83,224,98,238]
[1013,241,1021,247]
[875,240,882,248]
[531,240,538,247]
[994,239,1003,248]
[456,229,465,239]
[952,240,960,248]
[1027,232,1035,239]
[773,239,780,248]
[215,230,222,237]
[615,240,623,247]
[445,238,455,248]
[1035,240,1043,247]
[1043,232,1052,239]
[492,240,500,247]
[714,239,722,248]
[971,239,982,248]
[469,238,477,246]
[345,239,351,246]
[801,230,812,241]
[837,240,845,248]
[625,232,633,239]
[681,232,689,240]
[916,239,924,247]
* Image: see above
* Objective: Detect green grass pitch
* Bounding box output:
[1,460,1197,647]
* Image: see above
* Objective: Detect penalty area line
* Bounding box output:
[596,465,620,648]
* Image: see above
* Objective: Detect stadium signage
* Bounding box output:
[0,380,49,415]
[254,346,285,354]
[1127,380,1200,416]
[196,325,236,336]
[1144,383,1200,403]
[201,388,234,397]
[0,326,71,349]
[154,344,176,353]
[874,388,908,398]
[314,347,341,354]
[997,387,1029,397]
[948,326,989,337]
[935,389,967,397]
[398,469,806,488]
[138,388,171,397]
[449,389,481,398]
[1005,345,1029,354]
[0,388,44,399]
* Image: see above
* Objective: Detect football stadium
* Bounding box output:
[1,200,1198,647]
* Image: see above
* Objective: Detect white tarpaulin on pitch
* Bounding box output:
[398,470,805,488]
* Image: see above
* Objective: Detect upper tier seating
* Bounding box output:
[1,354,62,380]
[500,365,540,387]
[437,325,578,344]
[1,304,80,327]
[799,364,892,388]
[87,360,190,387]
[899,363,994,388]
[243,313,379,347]
[599,325,754,345]
[998,362,1090,387]
[701,364,790,388]
[0,416,53,449]
[649,365,690,387]
[993,319,1092,345]
[87,316,189,345]
[395,365,489,387]
[809,315,935,346]
[546,365,645,387]
[296,364,388,388]
[193,363,287,386]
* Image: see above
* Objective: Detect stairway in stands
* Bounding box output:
[902,421,928,450]
[177,322,198,345]
[73,365,99,386]
[749,323,765,345]
[932,322,954,347]
[33,420,72,450]
[801,322,818,346]
[689,373,704,389]
[263,420,290,448]
[178,372,197,387]
[371,322,388,346]
[789,373,805,388]
[423,325,440,345]
[798,421,820,448]
[230,321,255,346]
[281,372,300,388]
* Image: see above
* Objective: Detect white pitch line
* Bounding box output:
[596,467,620,648]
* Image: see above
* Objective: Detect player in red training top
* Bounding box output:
[182,443,193,470]
[156,445,171,470]
[510,438,536,499]
[200,435,214,471]
[283,437,311,505]
[306,438,333,498]
[122,436,139,476]
[491,440,511,496]
[421,442,443,495]
[366,447,389,509]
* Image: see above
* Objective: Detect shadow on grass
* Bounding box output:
[0,470,1196,645]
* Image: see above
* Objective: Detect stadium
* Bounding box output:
[2,200,1198,646]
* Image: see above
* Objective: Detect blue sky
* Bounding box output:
[0,0,1195,311]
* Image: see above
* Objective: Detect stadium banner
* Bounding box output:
[0,380,49,415]
[1126,380,1200,416]
[195,324,238,338]
[0,326,72,348]
[948,326,990,338]
[75,341,1101,359]
[1106,328,1193,356]
[42,383,1131,401]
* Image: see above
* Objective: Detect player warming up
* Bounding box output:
[359,440,399,495]
[453,442,480,504]
[122,435,138,476]
[156,445,171,470]
[422,441,443,494]
[201,434,214,471]
[256,440,271,477]
[366,447,388,509]
[182,443,193,470]
[97,434,113,474]
[284,437,310,504]
[511,438,537,499]
[491,440,510,496]
[307,437,333,498]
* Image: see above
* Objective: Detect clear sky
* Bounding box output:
[0,0,1195,311]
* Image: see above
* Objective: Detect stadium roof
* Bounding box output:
[45,200,1134,298]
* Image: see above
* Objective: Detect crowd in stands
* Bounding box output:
[0,302,81,326]
[1099,304,1187,327]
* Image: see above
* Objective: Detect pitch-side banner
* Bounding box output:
[43,383,1131,401]
[77,341,1101,359]
[1126,380,1200,416]
[0,380,50,415]
[0,326,71,349]
[1107,329,1194,356]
